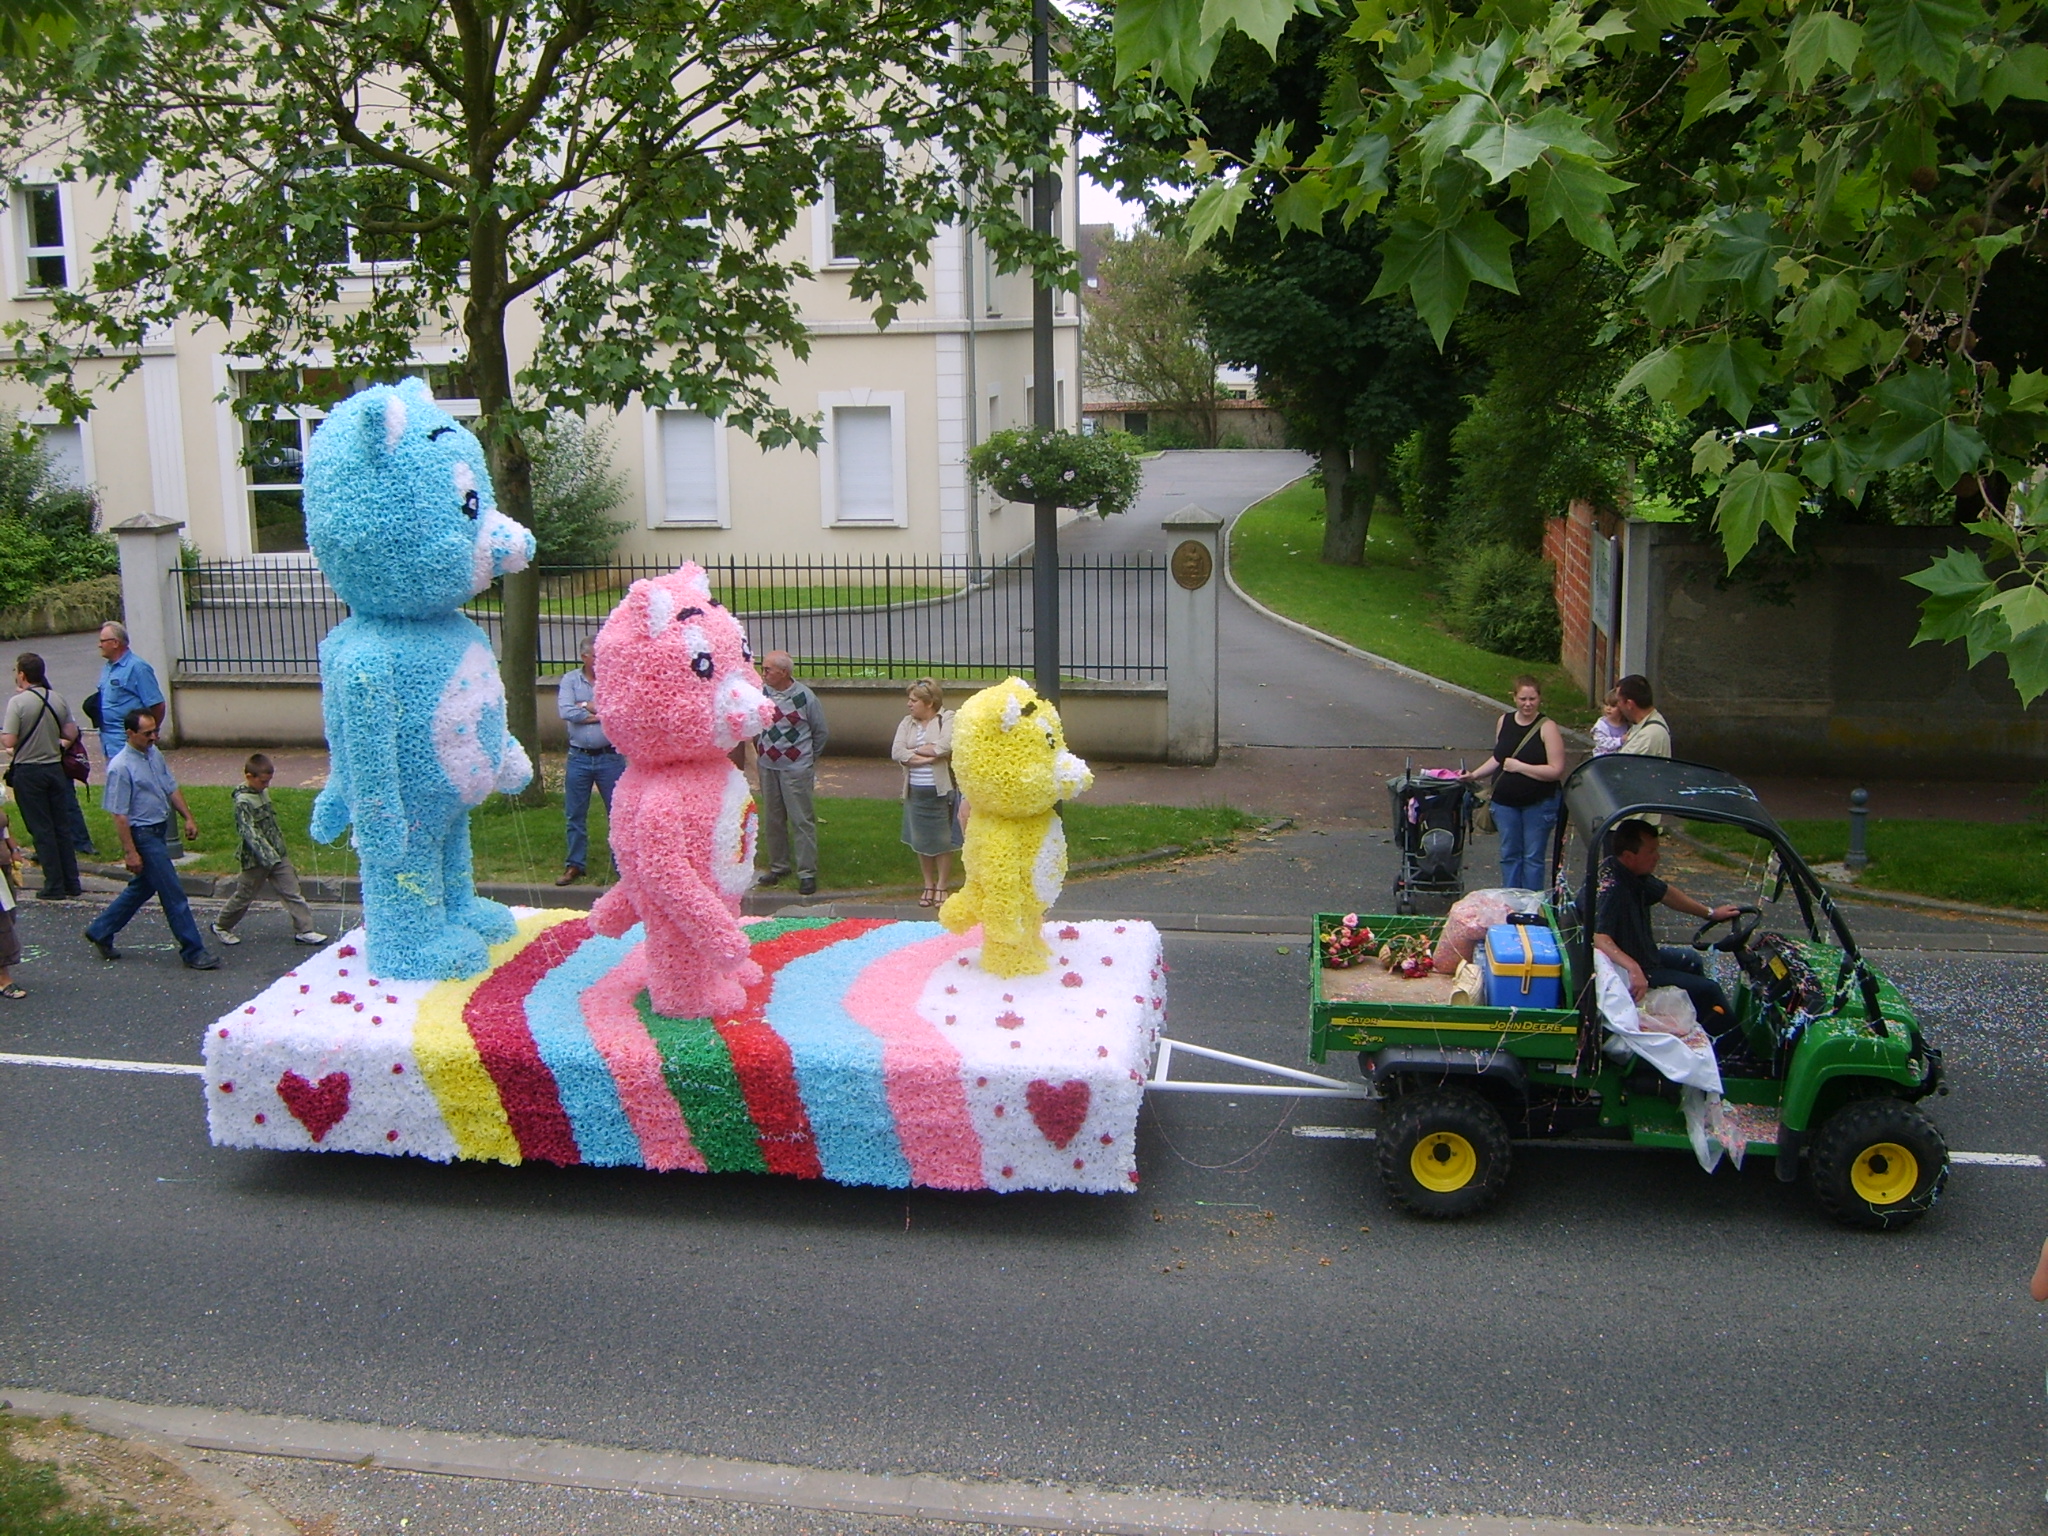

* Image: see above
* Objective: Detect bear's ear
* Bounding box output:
[380,390,408,452]
[646,583,677,638]
[676,561,713,606]
[999,690,1024,732]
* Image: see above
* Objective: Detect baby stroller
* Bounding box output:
[1388,764,1473,914]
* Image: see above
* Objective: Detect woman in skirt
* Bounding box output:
[892,678,961,907]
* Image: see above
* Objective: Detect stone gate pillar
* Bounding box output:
[1161,503,1221,766]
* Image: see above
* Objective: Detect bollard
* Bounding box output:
[1845,787,1869,876]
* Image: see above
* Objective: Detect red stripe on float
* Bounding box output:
[465,919,589,1166]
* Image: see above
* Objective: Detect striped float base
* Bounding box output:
[203,910,1165,1193]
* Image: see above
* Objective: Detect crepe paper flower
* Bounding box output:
[304,379,535,981]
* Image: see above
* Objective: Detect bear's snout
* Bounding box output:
[470,507,535,594]
[713,673,775,749]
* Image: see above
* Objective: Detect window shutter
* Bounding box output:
[833,406,894,521]
[661,410,719,523]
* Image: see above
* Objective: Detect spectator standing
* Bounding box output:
[2,652,84,899]
[556,636,623,886]
[209,752,328,947]
[1616,674,1672,757]
[892,678,961,907]
[95,621,166,765]
[0,816,24,996]
[1591,686,1627,756]
[83,709,218,970]
[754,650,827,897]
[1464,675,1567,893]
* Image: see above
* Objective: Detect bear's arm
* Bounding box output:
[631,778,749,958]
[314,649,407,860]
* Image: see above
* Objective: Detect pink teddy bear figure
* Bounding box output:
[588,563,778,1019]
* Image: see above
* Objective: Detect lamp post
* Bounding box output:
[1030,0,1059,703]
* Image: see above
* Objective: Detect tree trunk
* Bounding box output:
[465,214,546,807]
[1319,441,1378,566]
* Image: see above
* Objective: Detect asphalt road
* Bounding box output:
[5,858,2047,1536]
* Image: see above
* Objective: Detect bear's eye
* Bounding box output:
[741,638,753,663]
[461,489,480,521]
[690,650,715,680]
[428,426,454,440]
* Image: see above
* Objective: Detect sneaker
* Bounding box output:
[294,931,330,945]
[798,876,818,896]
[184,951,221,971]
[83,929,119,961]
[210,923,242,946]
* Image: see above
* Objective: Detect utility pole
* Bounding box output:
[1030,0,1059,703]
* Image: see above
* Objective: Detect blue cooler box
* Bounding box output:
[1480,923,1562,1009]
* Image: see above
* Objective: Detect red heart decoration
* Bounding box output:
[277,1070,351,1142]
[1025,1078,1090,1149]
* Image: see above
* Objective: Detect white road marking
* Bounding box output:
[1293,1126,2044,1166]
[0,1052,203,1077]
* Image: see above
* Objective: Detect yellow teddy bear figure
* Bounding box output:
[940,677,1094,977]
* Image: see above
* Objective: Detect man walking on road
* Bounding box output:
[555,635,622,886]
[753,650,826,897]
[84,709,218,970]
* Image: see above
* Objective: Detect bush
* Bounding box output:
[0,417,115,595]
[969,426,1143,517]
[0,519,57,609]
[527,410,630,566]
[1444,543,1561,661]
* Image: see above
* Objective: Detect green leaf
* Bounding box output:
[1868,364,1990,483]
[1184,175,1255,247]
[1523,152,1631,260]
[1999,620,2048,704]
[1696,209,1784,309]
[1199,0,1298,57]
[1691,430,1734,477]
[1786,273,1861,343]
[1902,544,1994,598]
[1114,0,1222,95]
[1367,208,1519,346]
[1863,0,1988,88]
[1271,173,1335,236]
[1984,41,2048,109]
[1984,582,2048,637]
[1612,345,1685,402]
[1682,334,1774,422]
[2007,367,2048,414]
[1680,40,1732,126]
[1715,460,1806,567]
[1785,11,1864,92]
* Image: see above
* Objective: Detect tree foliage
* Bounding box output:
[1109,0,2048,701]
[0,0,1065,759]
[1081,224,1223,445]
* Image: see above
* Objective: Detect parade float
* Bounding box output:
[202,384,1167,1192]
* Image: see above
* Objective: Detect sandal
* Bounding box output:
[0,984,25,1000]
[918,886,937,907]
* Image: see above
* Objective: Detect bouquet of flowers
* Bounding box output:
[1319,912,1376,968]
[1378,931,1436,978]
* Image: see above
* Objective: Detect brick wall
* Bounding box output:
[1545,499,1618,696]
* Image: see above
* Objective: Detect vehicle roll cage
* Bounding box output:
[1548,757,1887,1032]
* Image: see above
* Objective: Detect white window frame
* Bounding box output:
[818,388,908,528]
[214,348,478,559]
[642,403,730,529]
[8,175,72,295]
[812,181,860,269]
[288,150,425,277]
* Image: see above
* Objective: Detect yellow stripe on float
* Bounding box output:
[414,911,587,1165]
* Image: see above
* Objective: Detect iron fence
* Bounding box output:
[176,554,1167,682]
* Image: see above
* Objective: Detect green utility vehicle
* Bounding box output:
[1309,755,1949,1228]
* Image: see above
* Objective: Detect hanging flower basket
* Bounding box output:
[969,426,1142,519]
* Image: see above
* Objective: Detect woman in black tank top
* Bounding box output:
[1464,675,1568,891]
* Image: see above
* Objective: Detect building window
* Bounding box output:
[286,152,434,271]
[819,391,906,527]
[35,422,85,488]
[236,364,476,553]
[651,407,727,527]
[21,184,65,289]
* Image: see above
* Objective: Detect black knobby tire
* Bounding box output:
[1805,1096,1949,1231]
[1377,1086,1513,1218]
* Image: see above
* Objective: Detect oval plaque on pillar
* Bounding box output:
[1171,539,1213,591]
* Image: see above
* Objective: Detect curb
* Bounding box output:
[1219,501,1596,749]
[0,1389,1710,1536]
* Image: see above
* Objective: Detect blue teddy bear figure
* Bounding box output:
[304,376,537,980]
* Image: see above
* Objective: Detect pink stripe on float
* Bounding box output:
[579,947,708,1173]
[840,929,983,1190]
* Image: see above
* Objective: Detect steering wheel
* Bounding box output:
[1690,905,1761,953]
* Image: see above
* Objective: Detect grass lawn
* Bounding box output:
[51,784,1259,893]
[1689,817,2048,912]
[1229,478,1587,715]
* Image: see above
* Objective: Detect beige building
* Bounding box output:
[0,150,1083,567]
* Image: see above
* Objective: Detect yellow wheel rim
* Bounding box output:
[1850,1142,1920,1205]
[1411,1131,1479,1193]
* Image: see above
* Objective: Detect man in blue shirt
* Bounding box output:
[83,708,218,969]
[554,635,622,886]
[96,622,166,766]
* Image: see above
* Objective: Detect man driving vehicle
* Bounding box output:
[1593,818,1742,1037]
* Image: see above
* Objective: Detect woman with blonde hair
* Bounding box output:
[893,678,962,907]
